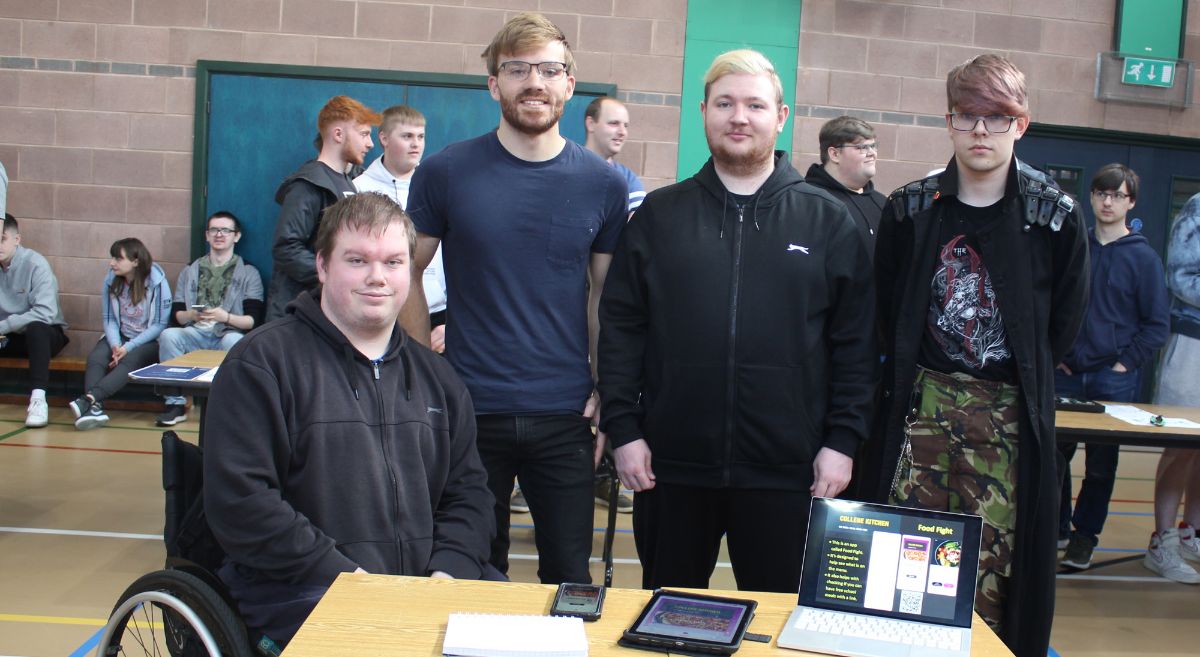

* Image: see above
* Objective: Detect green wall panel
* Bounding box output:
[1116,0,1185,59]
[677,0,801,181]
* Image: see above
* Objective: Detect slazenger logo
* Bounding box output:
[427,406,444,415]
[787,244,810,254]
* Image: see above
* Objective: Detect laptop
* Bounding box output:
[777,497,984,657]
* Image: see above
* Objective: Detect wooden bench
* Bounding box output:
[0,356,87,372]
[0,356,164,411]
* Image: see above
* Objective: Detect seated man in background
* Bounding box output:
[155,211,263,426]
[0,214,69,427]
[204,193,495,646]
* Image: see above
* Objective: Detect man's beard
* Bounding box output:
[341,140,365,166]
[706,132,775,177]
[500,91,563,136]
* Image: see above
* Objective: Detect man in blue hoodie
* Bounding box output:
[1056,163,1169,570]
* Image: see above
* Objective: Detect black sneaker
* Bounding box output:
[75,401,109,431]
[69,395,92,419]
[156,404,188,427]
[1062,533,1097,570]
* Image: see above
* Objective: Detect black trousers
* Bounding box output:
[632,482,811,593]
[1,322,68,391]
[475,413,595,585]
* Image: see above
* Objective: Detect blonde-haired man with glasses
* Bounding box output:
[402,12,628,585]
[870,54,1089,657]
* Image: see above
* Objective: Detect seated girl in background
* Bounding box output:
[70,238,171,430]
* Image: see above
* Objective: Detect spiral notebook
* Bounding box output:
[442,613,588,657]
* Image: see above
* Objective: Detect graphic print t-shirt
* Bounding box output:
[918,197,1015,382]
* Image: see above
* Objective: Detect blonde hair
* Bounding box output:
[703,49,784,107]
[379,105,426,136]
[481,12,575,77]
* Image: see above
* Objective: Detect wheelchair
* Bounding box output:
[95,431,623,657]
[96,431,256,657]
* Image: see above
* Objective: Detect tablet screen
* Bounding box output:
[631,592,750,644]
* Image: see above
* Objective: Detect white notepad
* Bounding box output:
[442,613,588,657]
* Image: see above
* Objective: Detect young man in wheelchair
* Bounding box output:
[203,192,497,646]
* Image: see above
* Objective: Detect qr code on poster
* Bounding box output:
[899,589,923,614]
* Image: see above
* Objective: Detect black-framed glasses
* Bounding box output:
[948,113,1018,133]
[836,142,878,153]
[207,227,237,236]
[1091,190,1131,202]
[498,60,569,81]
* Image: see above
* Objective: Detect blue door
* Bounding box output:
[1017,132,1200,259]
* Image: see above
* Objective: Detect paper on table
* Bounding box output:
[1104,404,1200,429]
[442,613,587,657]
[194,367,218,383]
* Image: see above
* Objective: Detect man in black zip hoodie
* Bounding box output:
[803,115,887,253]
[205,193,495,646]
[598,49,877,593]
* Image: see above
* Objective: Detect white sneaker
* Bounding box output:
[1144,529,1200,583]
[1178,523,1200,565]
[25,397,49,428]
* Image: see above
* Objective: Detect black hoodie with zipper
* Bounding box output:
[598,152,878,491]
[204,289,495,593]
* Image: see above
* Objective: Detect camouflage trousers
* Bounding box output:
[889,366,1019,633]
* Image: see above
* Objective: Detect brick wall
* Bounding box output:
[0,0,686,355]
[792,0,1200,195]
[1,1,1198,356]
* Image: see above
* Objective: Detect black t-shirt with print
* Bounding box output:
[917,197,1017,383]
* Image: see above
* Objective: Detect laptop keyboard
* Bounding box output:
[795,608,963,651]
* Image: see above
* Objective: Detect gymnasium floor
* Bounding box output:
[0,402,1195,657]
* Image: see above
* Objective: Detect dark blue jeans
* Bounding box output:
[1055,366,1140,540]
[475,413,595,584]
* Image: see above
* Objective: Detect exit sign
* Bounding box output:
[1122,57,1176,87]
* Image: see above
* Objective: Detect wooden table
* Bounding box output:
[1056,402,1200,448]
[282,574,1015,657]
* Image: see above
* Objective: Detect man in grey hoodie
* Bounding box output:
[0,214,69,427]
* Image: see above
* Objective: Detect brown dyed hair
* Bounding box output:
[481,12,575,77]
[108,238,153,306]
[945,54,1029,119]
[314,192,415,265]
[317,95,382,134]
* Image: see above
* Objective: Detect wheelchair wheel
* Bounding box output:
[99,569,252,657]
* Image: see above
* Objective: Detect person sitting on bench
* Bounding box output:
[70,238,172,431]
[154,211,263,427]
[0,214,69,428]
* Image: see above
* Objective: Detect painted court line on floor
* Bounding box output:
[0,442,160,455]
[0,613,106,627]
[0,527,162,540]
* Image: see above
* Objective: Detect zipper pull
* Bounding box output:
[372,359,381,380]
[737,207,744,223]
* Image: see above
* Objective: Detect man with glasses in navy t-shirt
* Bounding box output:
[402,12,627,585]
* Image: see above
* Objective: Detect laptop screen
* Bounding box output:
[797,498,983,629]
